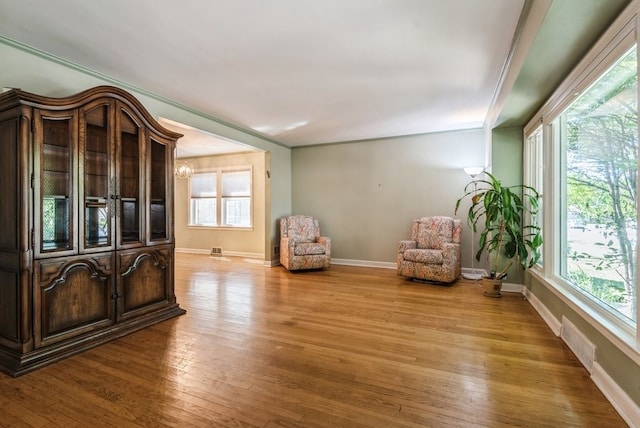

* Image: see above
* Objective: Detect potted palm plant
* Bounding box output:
[455,171,542,297]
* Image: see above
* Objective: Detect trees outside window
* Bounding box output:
[558,46,637,323]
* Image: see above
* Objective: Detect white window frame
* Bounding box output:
[524,123,544,268]
[188,167,253,229]
[523,6,640,363]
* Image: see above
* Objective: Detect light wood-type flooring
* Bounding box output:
[0,254,628,427]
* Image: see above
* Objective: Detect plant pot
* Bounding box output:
[481,277,502,298]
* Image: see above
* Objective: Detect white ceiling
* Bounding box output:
[0,0,525,155]
[158,118,260,158]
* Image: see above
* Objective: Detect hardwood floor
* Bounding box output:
[0,254,627,427]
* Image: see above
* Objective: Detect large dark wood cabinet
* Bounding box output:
[0,86,185,376]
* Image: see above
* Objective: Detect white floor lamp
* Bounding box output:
[462,166,484,280]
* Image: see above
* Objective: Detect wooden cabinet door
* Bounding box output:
[34,253,115,348]
[33,108,79,259]
[79,99,116,254]
[115,103,145,249]
[116,245,173,321]
[147,133,174,245]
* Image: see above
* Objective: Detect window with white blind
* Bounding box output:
[189,169,252,227]
[221,170,251,226]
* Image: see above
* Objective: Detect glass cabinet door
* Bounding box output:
[35,109,77,258]
[117,107,143,247]
[148,135,172,243]
[80,101,114,252]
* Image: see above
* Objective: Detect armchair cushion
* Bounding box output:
[294,242,326,256]
[403,249,443,264]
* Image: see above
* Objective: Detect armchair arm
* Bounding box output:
[397,240,416,267]
[280,236,296,265]
[398,240,416,254]
[441,242,461,270]
[281,236,297,249]
[317,236,331,257]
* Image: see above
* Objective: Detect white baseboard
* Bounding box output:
[269,259,281,267]
[561,316,595,373]
[174,253,399,269]
[175,247,210,255]
[331,258,396,269]
[523,287,638,426]
[592,362,640,428]
[462,267,488,277]
[175,252,399,270]
[175,248,264,259]
[523,287,562,336]
[500,282,524,293]
[184,255,494,273]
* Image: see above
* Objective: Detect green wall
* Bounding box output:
[291,129,486,265]
[491,127,525,284]
[491,127,523,186]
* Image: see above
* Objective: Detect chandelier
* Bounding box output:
[174,160,194,179]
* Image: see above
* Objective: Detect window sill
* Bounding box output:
[529,267,640,365]
[187,225,254,231]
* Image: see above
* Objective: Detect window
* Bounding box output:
[189,169,252,227]
[524,10,640,353]
[221,170,251,226]
[525,125,544,266]
[190,173,217,226]
[556,45,637,324]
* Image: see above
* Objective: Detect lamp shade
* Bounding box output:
[463,166,484,178]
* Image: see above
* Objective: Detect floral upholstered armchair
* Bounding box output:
[397,216,462,283]
[280,215,331,271]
